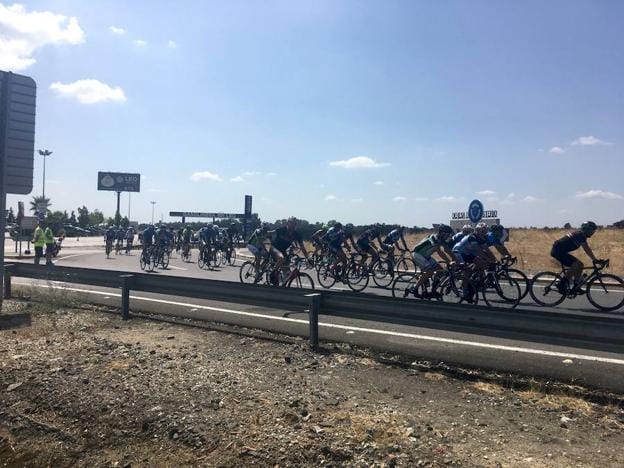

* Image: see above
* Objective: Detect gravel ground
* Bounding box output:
[1,299,623,467]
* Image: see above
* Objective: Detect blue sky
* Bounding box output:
[3,0,623,227]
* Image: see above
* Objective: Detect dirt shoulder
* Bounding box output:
[1,300,623,467]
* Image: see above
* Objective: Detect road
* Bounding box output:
[7,245,624,392]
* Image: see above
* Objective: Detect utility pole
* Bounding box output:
[37,149,52,198]
[150,201,156,224]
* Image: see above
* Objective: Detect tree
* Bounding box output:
[45,210,68,235]
[564,222,572,229]
[77,206,90,228]
[69,210,77,225]
[29,195,51,214]
[120,216,130,229]
[89,210,105,226]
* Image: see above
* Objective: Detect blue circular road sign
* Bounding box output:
[468,199,484,223]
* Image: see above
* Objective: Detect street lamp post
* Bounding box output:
[150,201,156,224]
[37,149,53,198]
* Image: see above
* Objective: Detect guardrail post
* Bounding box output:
[306,293,321,352]
[3,264,15,300]
[120,275,134,320]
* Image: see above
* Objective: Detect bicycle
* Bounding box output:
[115,240,123,255]
[105,240,113,258]
[529,259,624,312]
[152,245,170,270]
[239,254,273,285]
[181,242,192,262]
[317,252,369,292]
[139,245,156,272]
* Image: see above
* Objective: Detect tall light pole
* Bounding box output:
[150,201,156,225]
[37,149,53,198]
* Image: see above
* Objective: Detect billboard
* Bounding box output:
[97,172,140,192]
[1,71,37,195]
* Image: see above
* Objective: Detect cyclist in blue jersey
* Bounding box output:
[142,225,155,248]
[115,227,125,251]
[125,228,134,254]
[383,226,409,252]
[247,223,270,269]
[322,222,348,271]
[486,224,512,259]
[356,224,384,264]
[452,225,474,245]
[104,226,116,256]
[452,223,490,266]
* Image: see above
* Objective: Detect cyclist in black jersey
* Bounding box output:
[355,224,384,264]
[269,217,308,283]
[551,221,600,292]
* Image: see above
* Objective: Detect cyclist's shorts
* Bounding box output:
[551,246,578,267]
[412,252,437,270]
[247,244,267,257]
[455,253,476,264]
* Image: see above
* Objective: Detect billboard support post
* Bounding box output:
[116,191,121,227]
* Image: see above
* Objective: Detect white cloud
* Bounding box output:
[521,195,542,203]
[575,190,623,200]
[0,3,85,71]
[230,176,245,183]
[414,197,428,202]
[190,171,222,182]
[477,190,496,196]
[434,196,465,203]
[49,79,126,104]
[109,26,125,35]
[350,198,363,203]
[329,156,390,169]
[571,136,611,146]
[324,195,338,201]
[266,172,277,176]
[373,181,384,186]
[392,196,407,202]
[549,146,565,154]
[133,39,148,47]
[167,40,177,49]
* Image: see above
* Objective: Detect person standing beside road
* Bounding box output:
[44,224,55,265]
[32,222,45,265]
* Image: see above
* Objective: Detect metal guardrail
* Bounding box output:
[3,263,624,353]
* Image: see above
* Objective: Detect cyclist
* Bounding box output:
[269,217,308,284]
[199,225,216,265]
[246,223,270,270]
[383,226,409,252]
[125,227,134,254]
[343,223,358,253]
[453,223,492,301]
[551,221,601,293]
[224,222,237,262]
[409,224,456,298]
[176,227,184,252]
[322,222,348,273]
[181,225,193,258]
[142,225,155,249]
[452,224,473,245]
[115,227,125,252]
[356,224,384,265]
[486,224,513,259]
[104,226,116,256]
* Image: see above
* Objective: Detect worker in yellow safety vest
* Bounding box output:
[32,222,45,265]
[44,225,55,265]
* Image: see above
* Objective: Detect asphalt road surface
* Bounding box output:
[8,245,624,392]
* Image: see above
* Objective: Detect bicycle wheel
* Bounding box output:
[507,268,530,301]
[147,252,156,272]
[139,252,147,271]
[228,248,237,265]
[212,250,222,268]
[346,263,370,292]
[529,272,566,307]
[396,257,417,275]
[436,272,462,304]
[239,261,257,284]
[586,274,624,312]
[483,276,521,308]
[392,273,417,299]
[287,272,315,289]
[317,264,337,289]
[161,252,170,269]
[372,259,394,289]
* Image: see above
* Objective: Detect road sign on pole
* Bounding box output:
[1,70,37,310]
[1,71,37,195]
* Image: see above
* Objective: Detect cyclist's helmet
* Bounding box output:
[475,222,488,235]
[345,223,354,233]
[581,221,598,236]
[437,224,454,237]
[462,224,474,235]
[287,216,297,227]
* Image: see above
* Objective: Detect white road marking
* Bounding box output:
[54,251,102,261]
[166,265,187,271]
[14,281,624,366]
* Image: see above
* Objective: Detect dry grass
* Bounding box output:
[404,228,624,275]
[514,390,596,416]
